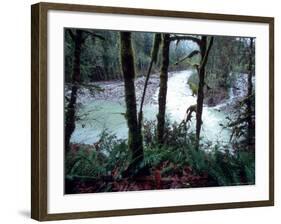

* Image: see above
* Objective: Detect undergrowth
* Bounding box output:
[65,121,255,193]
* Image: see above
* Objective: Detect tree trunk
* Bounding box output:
[138,33,162,126]
[157,34,170,145]
[246,38,254,149]
[195,36,214,149]
[195,37,207,148]
[120,32,144,176]
[65,30,83,153]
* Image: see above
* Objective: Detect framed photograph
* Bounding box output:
[31,2,274,221]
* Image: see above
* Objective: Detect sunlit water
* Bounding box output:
[71,70,232,147]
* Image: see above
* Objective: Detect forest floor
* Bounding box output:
[66,165,213,194]
[65,141,254,194]
[65,143,216,194]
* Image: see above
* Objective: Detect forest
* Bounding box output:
[64,28,255,194]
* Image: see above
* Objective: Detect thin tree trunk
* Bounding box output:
[138,60,153,125]
[157,34,170,145]
[65,30,83,153]
[246,38,254,149]
[138,33,162,126]
[120,32,144,176]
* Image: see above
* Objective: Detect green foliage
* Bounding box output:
[206,36,253,88]
[188,81,198,96]
[187,75,199,96]
[225,91,255,148]
[143,117,193,148]
[132,32,154,75]
[64,30,75,83]
[142,119,255,186]
[225,38,255,151]
[187,146,255,186]
[66,146,105,178]
[64,29,122,82]
[66,131,130,179]
[66,122,255,192]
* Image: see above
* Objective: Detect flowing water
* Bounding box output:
[71,70,236,147]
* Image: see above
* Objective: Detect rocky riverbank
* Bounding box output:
[67,72,182,106]
[65,71,250,116]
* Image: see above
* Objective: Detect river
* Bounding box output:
[71,70,238,148]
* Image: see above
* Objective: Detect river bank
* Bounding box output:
[69,70,249,145]
[69,72,173,106]
[69,70,246,110]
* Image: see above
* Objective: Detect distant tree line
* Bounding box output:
[64,29,198,83]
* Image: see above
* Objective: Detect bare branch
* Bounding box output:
[173,50,200,66]
[170,35,201,46]
[80,30,105,41]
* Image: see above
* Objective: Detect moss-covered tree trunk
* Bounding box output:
[195,36,214,149]
[120,32,144,176]
[195,37,207,148]
[65,30,83,153]
[157,34,170,145]
[246,38,254,149]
